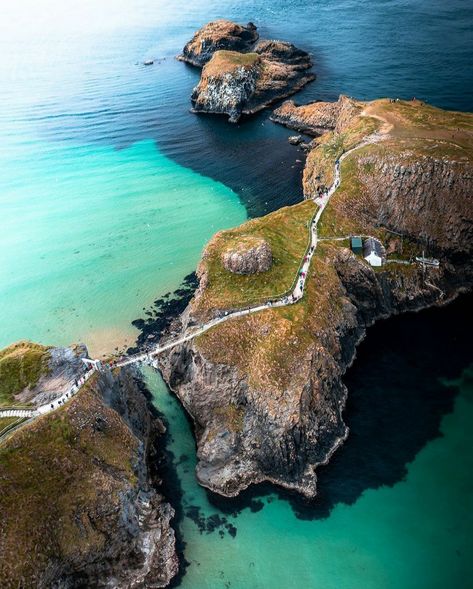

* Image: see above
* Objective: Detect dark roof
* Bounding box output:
[363,237,384,258]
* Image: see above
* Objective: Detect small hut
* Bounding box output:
[350,236,363,255]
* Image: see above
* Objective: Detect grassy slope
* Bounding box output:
[205,50,259,74]
[192,99,473,382]
[196,243,345,396]
[192,200,316,319]
[304,114,380,191]
[0,377,138,587]
[0,341,51,407]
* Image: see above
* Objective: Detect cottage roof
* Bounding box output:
[350,236,362,249]
[363,237,384,258]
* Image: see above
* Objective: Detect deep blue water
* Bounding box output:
[3,0,472,216]
[1,1,472,586]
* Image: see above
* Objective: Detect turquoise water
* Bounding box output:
[0,137,245,355]
[145,365,473,589]
[1,0,472,586]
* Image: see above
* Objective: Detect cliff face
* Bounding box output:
[178,19,259,67]
[0,366,178,588]
[357,154,473,258]
[160,248,472,498]
[182,20,314,122]
[158,99,473,499]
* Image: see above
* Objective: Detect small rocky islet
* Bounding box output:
[179,19,315,122]
[1,18,473,589]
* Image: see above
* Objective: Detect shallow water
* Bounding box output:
[1,0,472,585]
[0,137,245,355]
[146,295,473,589]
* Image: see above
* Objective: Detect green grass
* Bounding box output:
[0,380,139,586]
[206,50,259,73]
[195,243,346,393]
[304,114,381,195]
[193,199,316,319]
[0,341,51,407]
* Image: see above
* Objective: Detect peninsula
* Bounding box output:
[158,97,473,498]
[180,20,315,122]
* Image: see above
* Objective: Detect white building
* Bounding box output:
[363,237,385,267]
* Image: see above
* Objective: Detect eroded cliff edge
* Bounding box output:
[179,20,315,122]
[158,98,473,499]
[0,348,178,588]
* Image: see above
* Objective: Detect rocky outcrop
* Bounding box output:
[222,237,272,274]
[158,98,473,499]
[16,343,89,407]
[159,248,472,498]
[182,20,315,122]
[271,95,361,135]
[178,19,259,67]
[0,366,178,588]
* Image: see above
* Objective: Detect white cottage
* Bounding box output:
[363,237,385,267]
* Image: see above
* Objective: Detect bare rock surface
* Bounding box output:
[181,20,315,122]
[178,19,259,67]
[222,237,272,274]
[271,94,361,135]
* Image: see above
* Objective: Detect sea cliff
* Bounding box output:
[0,348,178,588]
[157,98,473,498]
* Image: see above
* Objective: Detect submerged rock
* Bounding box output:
[222,237,272,274]
[288,134,302,145]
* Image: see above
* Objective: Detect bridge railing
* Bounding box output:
[0,416,28,439]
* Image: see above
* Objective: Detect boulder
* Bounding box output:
[222,237,272,274]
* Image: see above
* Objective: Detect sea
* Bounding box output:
[0,1,472,587]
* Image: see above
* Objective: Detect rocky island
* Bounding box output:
[179,20,315,122]
[0,342,178,588]
[158,98,473,498]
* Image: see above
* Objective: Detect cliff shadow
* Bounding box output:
[206,293,473,520]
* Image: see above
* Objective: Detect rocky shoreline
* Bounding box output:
[155,97,473,500]
[158,259,472,499]
[179,20,315,122]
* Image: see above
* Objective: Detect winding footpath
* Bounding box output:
[117,132,384,368]
[0,132,383,432]
[0,369,95,422]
